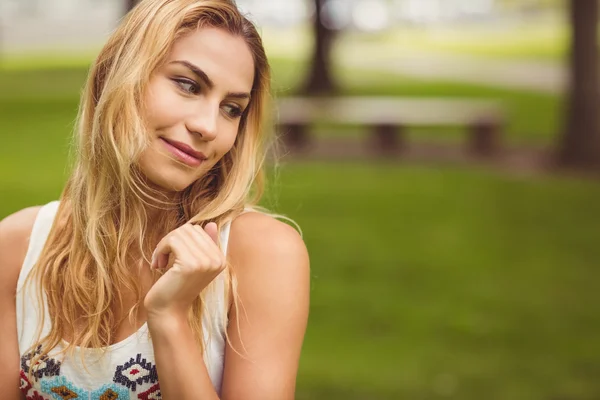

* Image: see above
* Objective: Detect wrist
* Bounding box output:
[146,309,188,334]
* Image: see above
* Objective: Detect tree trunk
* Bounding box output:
[125,0,139,14]
[557,0,600,169]
[302,0,337,95]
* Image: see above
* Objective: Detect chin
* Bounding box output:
[138,152,200,193]
[138,164,196,193]
[153,173,196,193]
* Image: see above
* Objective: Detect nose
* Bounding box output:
[186,102,218,141]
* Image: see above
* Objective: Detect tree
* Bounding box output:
[302,0,337,95]
[557,0,600,169]
[125,0,139,14]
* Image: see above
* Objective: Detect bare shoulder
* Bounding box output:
[0,206,43,292]
[228,211,309,270]
[227,210,310,300]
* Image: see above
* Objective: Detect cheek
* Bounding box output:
[144,81,182,129]
[137,145,161,177]
[217,128,240,156]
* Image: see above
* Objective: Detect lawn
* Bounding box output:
[278,162,600,400]
[1,60,599,399]
[340,24,570,62]
[260,21,570,62]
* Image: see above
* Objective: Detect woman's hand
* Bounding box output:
[143,222,225,318]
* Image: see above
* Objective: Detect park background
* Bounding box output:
[0,0,599,399]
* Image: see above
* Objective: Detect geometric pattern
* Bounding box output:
[40,375,87,399]
[19,369,33,394]
[24,392,48,400]
[137,383,162,400]
[21,345,61,380]
[18,347,168,399]
[19,369,49,399]
[113,353,158,392]
[90,383,130,400]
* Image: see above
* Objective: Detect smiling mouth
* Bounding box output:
[159,137,207,167]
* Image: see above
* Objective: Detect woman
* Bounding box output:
[0,0,310,399]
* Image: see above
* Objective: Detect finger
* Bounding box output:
[172,225,224,276]
[155,252,169,270]
[152,233,193,270]
[190,225,225,269]
[191,224,222,255]
[179,224,212,260]
[151,223,222,270]
[151,235,175,270]
[204,222,219,245]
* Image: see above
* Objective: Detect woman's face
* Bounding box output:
[138,27,255,192]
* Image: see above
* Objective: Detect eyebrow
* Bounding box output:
[169,60,251,100]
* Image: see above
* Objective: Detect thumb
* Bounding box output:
[204,222,219,244]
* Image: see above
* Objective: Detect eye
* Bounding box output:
[222,104,244,119]
[173,78,200,95]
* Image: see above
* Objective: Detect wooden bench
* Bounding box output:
[276,97,505,157]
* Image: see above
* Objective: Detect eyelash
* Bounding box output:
[173,78,200,95]
[172,78,244,119]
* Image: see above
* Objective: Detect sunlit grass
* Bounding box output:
[351,24,569,61]
[261,20,569,63]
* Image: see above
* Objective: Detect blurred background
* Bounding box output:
[1,0,599,399]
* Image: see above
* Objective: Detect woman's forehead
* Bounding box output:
[167,27,255,93]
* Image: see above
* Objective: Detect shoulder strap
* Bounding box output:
[219,207,261,256]
[17,201,60,291]
[220,220,232,256]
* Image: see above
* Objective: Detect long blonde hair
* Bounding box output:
[26,0,273,367]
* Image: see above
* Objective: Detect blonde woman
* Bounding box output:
[0,0,309,399]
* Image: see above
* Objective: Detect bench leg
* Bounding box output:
[468,119,501,158]
[281,123,310,152]
[372,124,404,155]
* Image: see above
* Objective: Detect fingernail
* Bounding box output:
[150,250,156,270]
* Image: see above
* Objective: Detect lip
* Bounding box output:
[160,137,207,167]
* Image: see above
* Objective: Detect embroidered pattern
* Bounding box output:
[137,383,162,400]
[21,345,61,380]
[40,376,87,400]
[113,353,158,391]
[20,369,33,393]
[26,392,49,400]
[90,383,130,400]
[17,352,162,399]
[20,369,51,399]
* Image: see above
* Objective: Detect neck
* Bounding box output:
[144,196,183,243]
[141,176,185,229]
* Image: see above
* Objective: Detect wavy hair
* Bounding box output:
[25,0,273,369]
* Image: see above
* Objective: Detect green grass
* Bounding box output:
[261,23,570,62]
[1,61,599,399]
[344,25,570,62]
[273,162,600,400]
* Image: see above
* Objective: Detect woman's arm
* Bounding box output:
[145,212,309,400]
[148,312,220,400]
[221,212,310,400]
[144,222,227,400]
[0,207,42,400]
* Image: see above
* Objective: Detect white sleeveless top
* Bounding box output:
[16,201,230,400]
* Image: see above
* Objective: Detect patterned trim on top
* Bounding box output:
[18,351,162,399]
[137,383,162,399]
[90,383,130,400]
[113,353,159,391]
[40,375,87,399]
[21,345,61,380]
